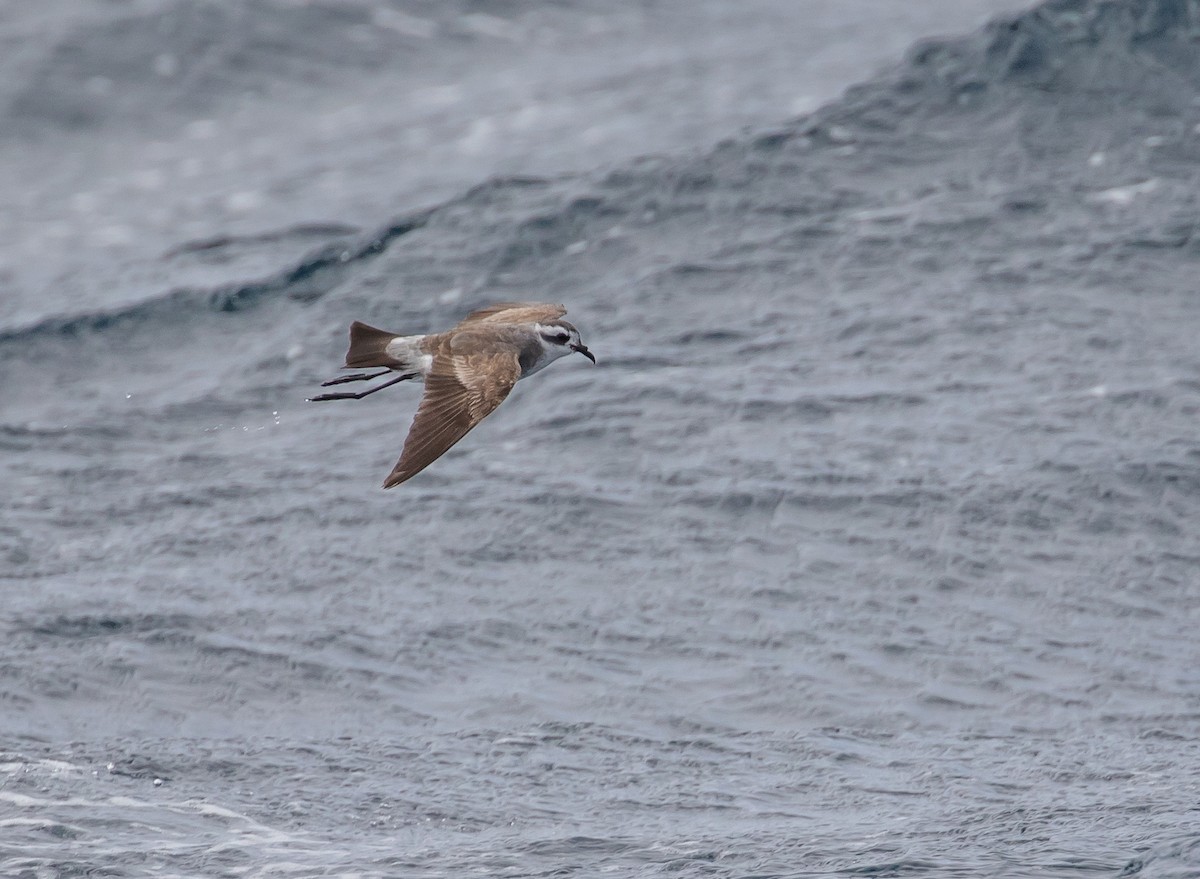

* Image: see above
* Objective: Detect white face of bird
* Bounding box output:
[536,322,595,364]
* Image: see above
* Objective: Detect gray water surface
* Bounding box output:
[3,1,1200,877]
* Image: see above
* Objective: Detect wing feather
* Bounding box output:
[454,301,567,328]
[382,350,520,488]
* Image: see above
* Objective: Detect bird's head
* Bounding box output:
[536,320,595,364]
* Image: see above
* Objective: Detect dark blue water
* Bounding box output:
[3,1,1200,876]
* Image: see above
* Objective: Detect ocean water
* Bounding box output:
[3,0,1200,876]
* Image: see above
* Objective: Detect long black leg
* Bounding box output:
[321,369,392,387]
[308,372,417,402]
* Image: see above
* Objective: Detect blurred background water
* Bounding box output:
[3,1,1200,877]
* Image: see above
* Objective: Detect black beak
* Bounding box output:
[572,343,596,364]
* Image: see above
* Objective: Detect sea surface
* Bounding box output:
[3,1,1200,877]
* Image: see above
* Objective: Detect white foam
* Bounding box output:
[1089,178,1160,206]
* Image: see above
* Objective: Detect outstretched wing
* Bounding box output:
[454,301,567,328]
[382,348,521,488]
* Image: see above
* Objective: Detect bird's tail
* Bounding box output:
[343,320,412,370]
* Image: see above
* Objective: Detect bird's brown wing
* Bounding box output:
[454,302,567,328]
[382,348,521,488]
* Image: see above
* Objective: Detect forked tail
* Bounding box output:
[307,320,422,401]
[345,320,405,369]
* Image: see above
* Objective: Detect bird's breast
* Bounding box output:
[517,340,547,377]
